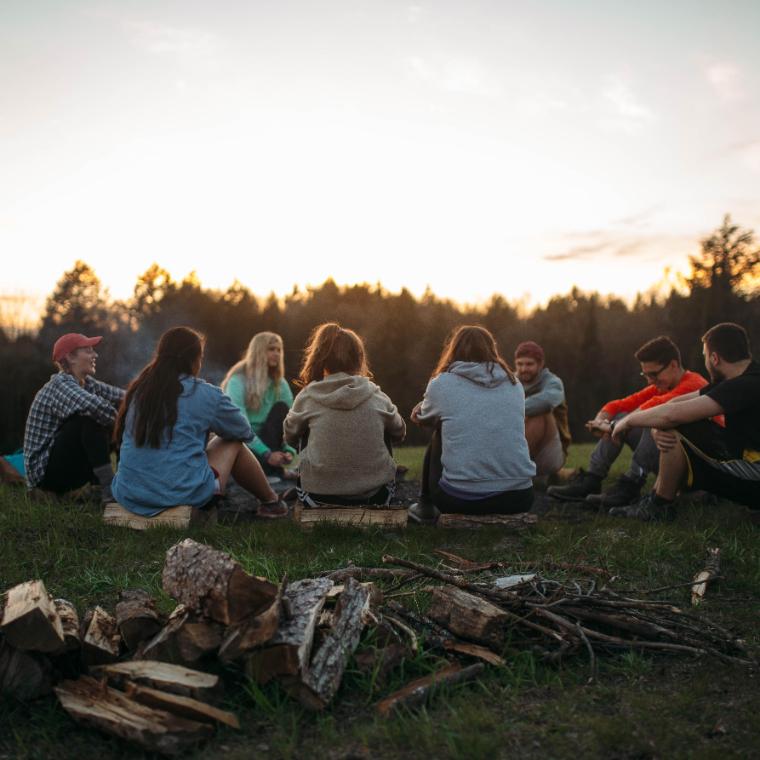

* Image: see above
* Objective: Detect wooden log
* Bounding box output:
[218,580,284,662]
[82,606,121,666]
[125,682,240,729]
[295,577,371,710]
[103,502,217,531]
[436,512,538,530]
[245,578,333,685]
[115,590,163,651]
[0,580,64,653]
[294,502,408,529]
[162,539,278,625]
[0,640,52,700]
[53,599,80,652]
[139,605,223,664]
[427,587,510,648]
[442,640,506,667]
[55,676,212,756]
[375,662,484,717]
[91,660,221,701]
[326,581,383,608]
[692,548,721,606]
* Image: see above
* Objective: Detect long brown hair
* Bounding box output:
[114,327,205,448]
[432,325,516,384]
[221,332,284,411]
[296,323,370,387]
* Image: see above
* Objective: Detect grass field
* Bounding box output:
[1,444,759,759]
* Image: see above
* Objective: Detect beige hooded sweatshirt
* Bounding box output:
[283,372,406,496]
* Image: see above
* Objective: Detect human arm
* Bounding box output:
[412,379,442,428]
[283,390,310,448]
[378,391,406,443]
[524,373,565,417]
[210,388,254,442]
[51,376,121,427]
[223,373,273,457]
[86,377,126,408]
[612,395,723,443]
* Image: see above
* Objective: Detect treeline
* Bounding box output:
[1,216,758,451]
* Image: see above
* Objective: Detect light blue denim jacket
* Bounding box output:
[112,376,252,515]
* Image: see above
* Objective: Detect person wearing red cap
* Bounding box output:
[514,341,570,483]
[23,333,125,500]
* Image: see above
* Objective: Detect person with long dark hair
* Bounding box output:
[111,326,287,518]
[283,322,406,506]
[409,325,535,523]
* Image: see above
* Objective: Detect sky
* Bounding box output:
[1,0,759,322]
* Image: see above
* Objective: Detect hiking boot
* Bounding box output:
[408,501,440,526]
[586,474,643,508]
[257,499,289,519]
[608,492,675,522]
[546,469,602,501]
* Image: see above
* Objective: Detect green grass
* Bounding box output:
[1,444,759,759]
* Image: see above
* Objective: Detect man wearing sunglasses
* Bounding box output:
[548,336,708,506]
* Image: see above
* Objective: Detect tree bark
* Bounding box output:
[0,580,64,653]
[81,606,121,666]
[162,539,277,625]
[426,586,510,649]
[115,590,164,652]
[138,605,223,664]
[0,640,52,700]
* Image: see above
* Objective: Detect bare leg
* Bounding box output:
[653,444,688,501]
[206,438,277,502]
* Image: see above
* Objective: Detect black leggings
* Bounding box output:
[39,414,111,494]
[256,401,290,475]
[420,428,534,515]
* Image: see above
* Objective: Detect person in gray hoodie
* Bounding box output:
[410,325,535,523]
[284,323,406,505]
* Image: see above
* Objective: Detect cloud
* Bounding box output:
[544,237,648,262]
[727,139,760,172]
[407,5,423,24]
[600,77,655,133]
[407,56,501,97]
[705,62,745,102]
[127,21,223,67]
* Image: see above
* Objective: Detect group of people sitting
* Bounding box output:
[21,319,759,524]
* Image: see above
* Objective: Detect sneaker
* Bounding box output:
[408,501,440,526]
[608,492,675,522]
[586,474,643,508]
[546,469,602,501]
[257,499,289,519]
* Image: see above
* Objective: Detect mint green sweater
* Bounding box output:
[224,373,295,458]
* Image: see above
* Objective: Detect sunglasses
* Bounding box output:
[640,365,668,380]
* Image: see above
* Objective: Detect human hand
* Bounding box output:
[585,419,612,437]
[410,402,422,424]
[267,451,289,467]
[282,451,294,464]
[652,429,678,453]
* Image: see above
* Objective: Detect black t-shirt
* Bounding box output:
[701,360,760,457]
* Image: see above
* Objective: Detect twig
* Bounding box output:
[575,622,597,683]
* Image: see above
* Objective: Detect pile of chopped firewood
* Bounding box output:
[0,541,751,754]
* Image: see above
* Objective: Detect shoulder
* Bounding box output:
[225,372,245,390]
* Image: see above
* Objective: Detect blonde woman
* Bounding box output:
[222,332,296,477]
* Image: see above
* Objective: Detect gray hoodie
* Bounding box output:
[284,373,406,496]
[416,361,535,494]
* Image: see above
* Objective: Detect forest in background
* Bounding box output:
[1,216,758,451]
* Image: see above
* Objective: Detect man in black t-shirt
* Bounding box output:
[606,322,759,521]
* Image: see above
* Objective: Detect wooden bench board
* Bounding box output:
[293,502,407,529]
[103,502,217,531]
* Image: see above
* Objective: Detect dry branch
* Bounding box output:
[692,548,721,606]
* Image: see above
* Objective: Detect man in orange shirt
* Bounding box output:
[548,336,708,507]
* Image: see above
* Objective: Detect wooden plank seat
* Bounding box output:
[103,502,217,531]
[293,501,408,529]
[436,512,537,530]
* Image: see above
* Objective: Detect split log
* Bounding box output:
[296,577,371,710]
[0,580,64,653]
[55,676,212,756]
[326,581,383,608]
[691,548,721,606]
[115,590,163,651]
[245,577,333,685]
[162,539,278,625]
[124,682,240,729]
[82,606,121,666]
[427,587,509,649]
[436,512,538,530]
[138,605,223,664]
[375,662,484,717]
[53,599,80,652]
[91,660,221,701]
[218,579,284,662]
[103,501,216,531]
[0,640,52,700]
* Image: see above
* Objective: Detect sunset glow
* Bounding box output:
[2,1,759,315]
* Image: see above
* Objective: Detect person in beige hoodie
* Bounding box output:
[284,323,406,505]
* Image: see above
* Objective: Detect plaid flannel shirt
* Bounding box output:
[23,372,125,487]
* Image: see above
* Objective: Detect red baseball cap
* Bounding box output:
[52,333,102,363]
